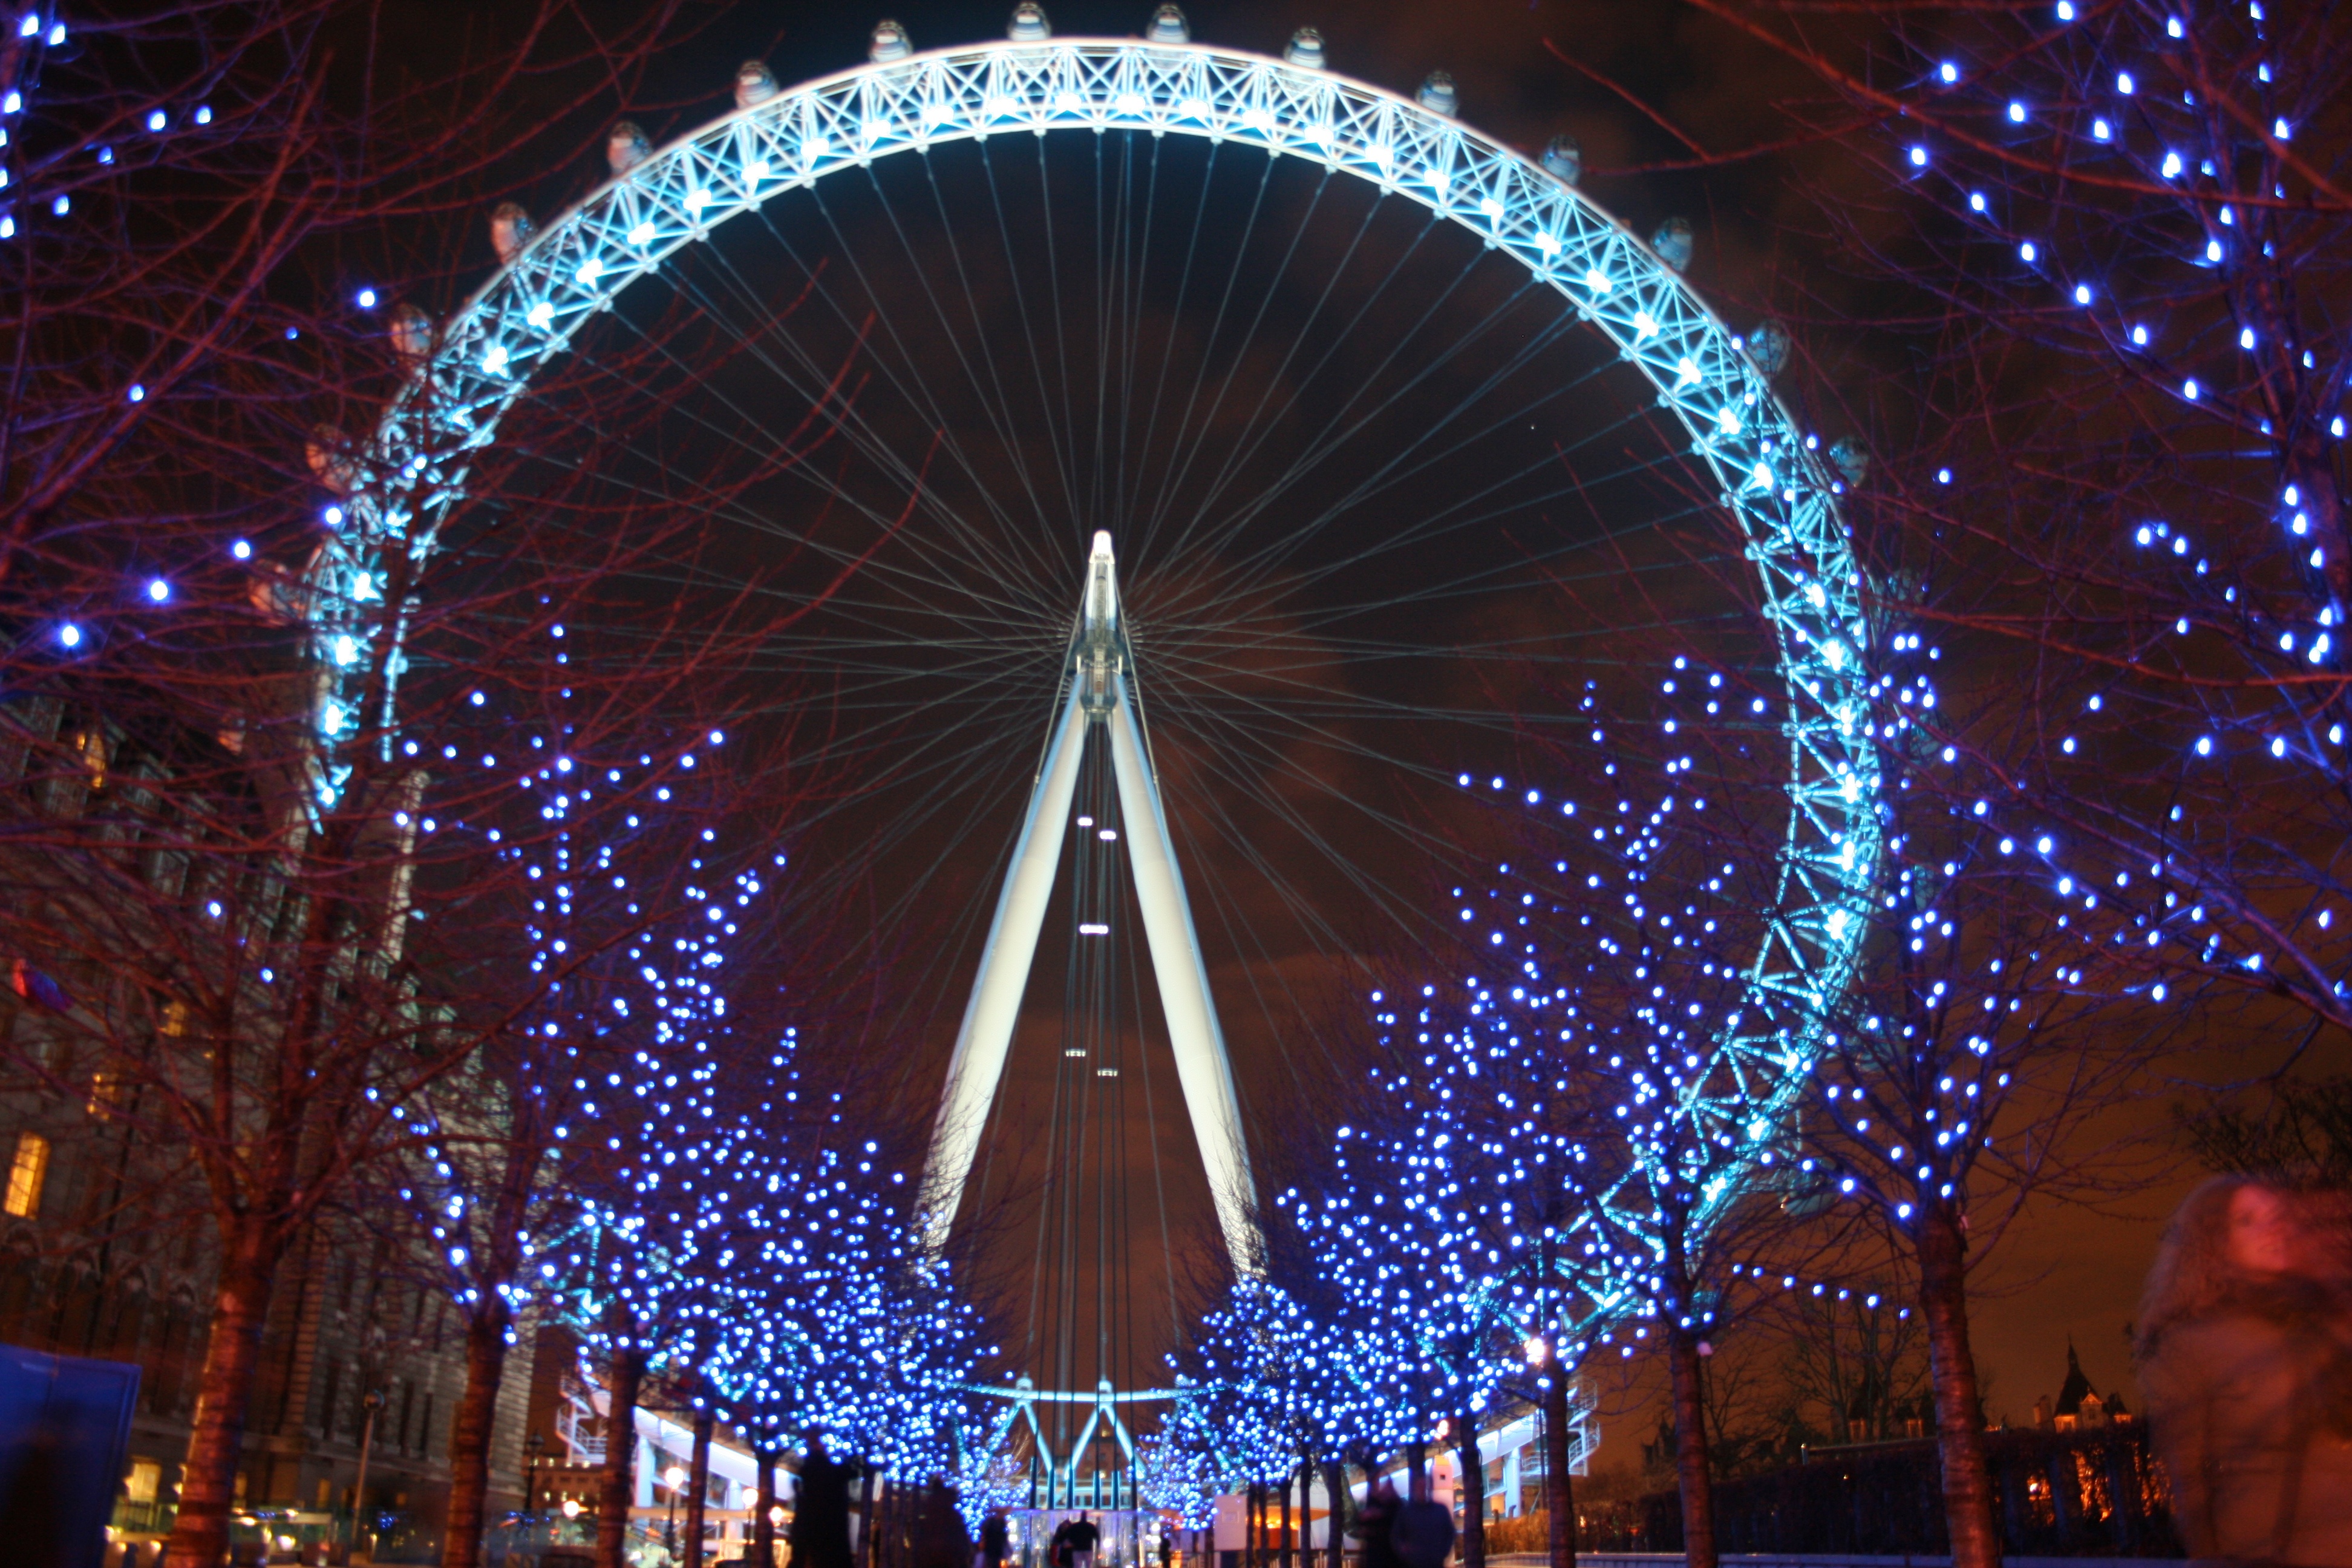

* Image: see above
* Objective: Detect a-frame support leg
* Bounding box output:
[1106,673,1258,1272]
[921,532,1259,1274]
[923,679,1089,1249]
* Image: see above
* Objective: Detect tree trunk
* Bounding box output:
[1281,1468,1295,1568]
[1455,1419,1488,1568]
[685,1408,715,1568]
[162,1225,279,1568]
[1543,1361,1578,1568]
[1324,1460,1346,1568]
[1665,1330,1717,1568]
[441,1302,514,1568]
[858,1462,878,1568]
[595,1348,645,1568]
[753,1448,778,1568]
[1918,1206,2002,1568]
[1405,1442,1427,1504]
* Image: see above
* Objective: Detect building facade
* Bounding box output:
[0,693,535,1555]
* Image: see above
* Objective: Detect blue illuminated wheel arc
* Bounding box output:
[344,31,1881,1245]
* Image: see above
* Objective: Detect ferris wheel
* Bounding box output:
[335,3,1881,1472]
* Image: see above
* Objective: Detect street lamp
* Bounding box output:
[664,1464,688,1553]
[342,1390,385,1566]
[524,1431,545,1519]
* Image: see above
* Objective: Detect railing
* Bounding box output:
[1493,1556,2182,1568]
[1586,1426,2180,1560]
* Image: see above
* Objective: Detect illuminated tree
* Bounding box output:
[1302,1057,1528,1561]
[1181,1273,1393,1521]
[1285,711,1843,1568]
[1136,1390,1237,1529]
[390,750,766,1568]
[599,1016,999,1548]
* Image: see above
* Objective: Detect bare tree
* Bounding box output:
[2180,1074,2352,1185]
[1659,0,2352,1050]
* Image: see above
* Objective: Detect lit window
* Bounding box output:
[76,730,108,789]
[5,1132,50,1217]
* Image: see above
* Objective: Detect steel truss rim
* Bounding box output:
[339,30,1883,1317]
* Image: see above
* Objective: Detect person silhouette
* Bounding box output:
[1348,1472,1404,1568]
[788,1434,858,1568]
[2137,1176,2352,1566]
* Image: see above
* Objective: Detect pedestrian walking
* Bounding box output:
[1348,1472,1405,1568]
[913,1480,970,1568]
[789,1435,859,1568]
[2136,1175,2352,1566]
[980,1508,1011,1568]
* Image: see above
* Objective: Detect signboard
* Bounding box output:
[0,1344,142,1568]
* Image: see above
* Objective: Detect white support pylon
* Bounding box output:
[923,532,1260,1273]
[1105,673,1258,1270]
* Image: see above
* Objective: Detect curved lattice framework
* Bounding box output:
[337,34,1882,1262]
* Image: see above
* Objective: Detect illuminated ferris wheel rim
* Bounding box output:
[348,29,1882,1201]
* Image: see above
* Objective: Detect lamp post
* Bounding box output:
[665,1464,688,1555]
[344,1390,385,1566]
[524,1431,545,1520]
